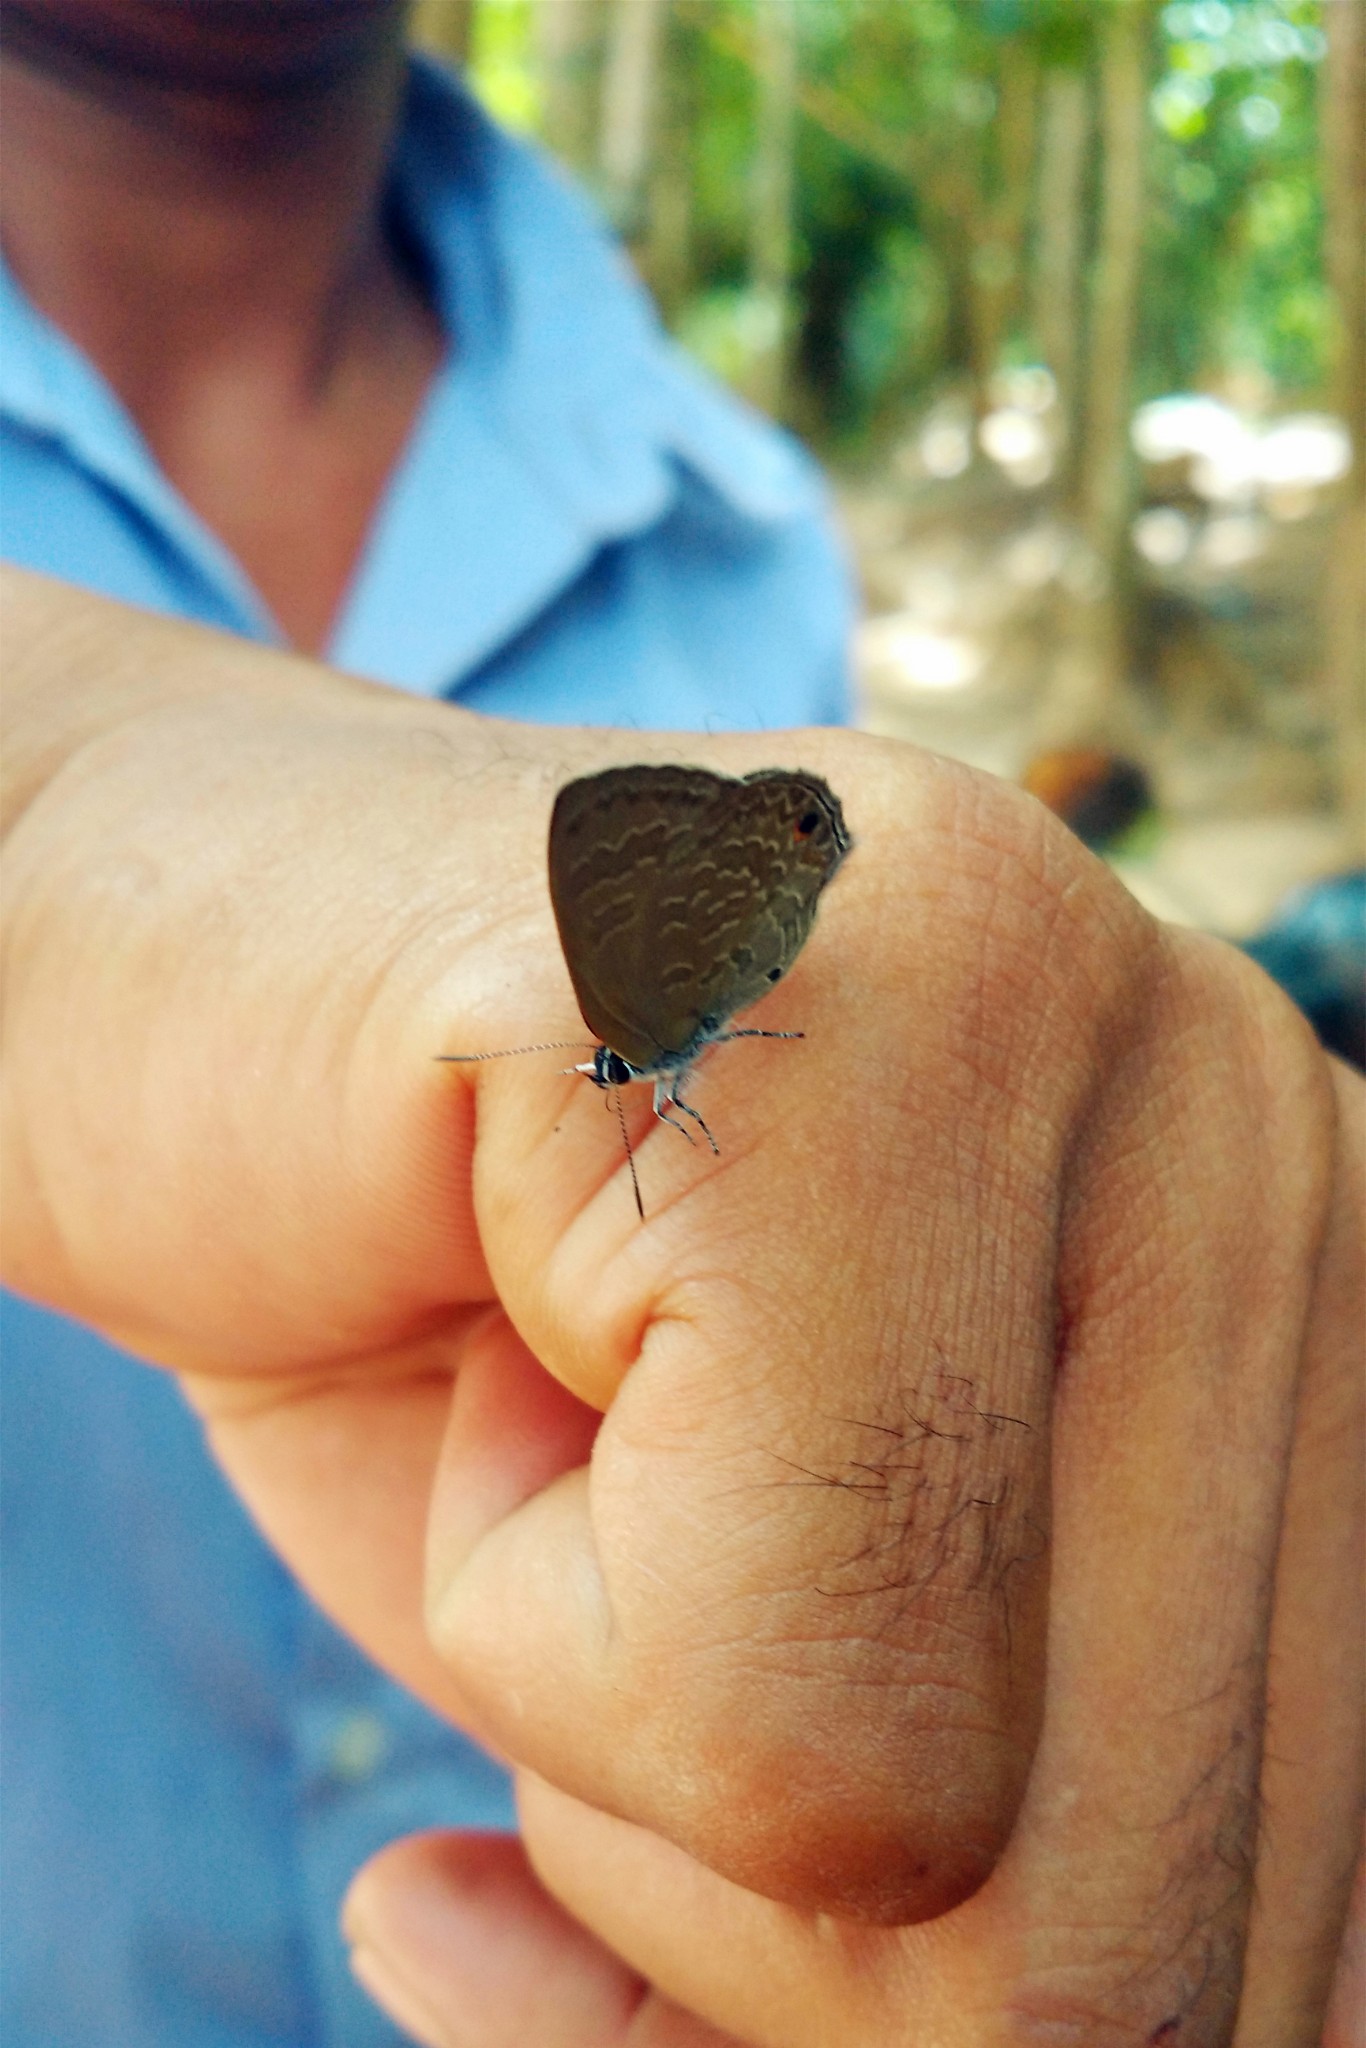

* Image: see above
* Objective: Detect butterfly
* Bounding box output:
[442,763,851,1213]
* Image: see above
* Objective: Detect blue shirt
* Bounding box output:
[0,57,852,2048]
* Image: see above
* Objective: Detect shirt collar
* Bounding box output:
[0,55,819,687]
[395,58,819,527]
[0,256,278,636]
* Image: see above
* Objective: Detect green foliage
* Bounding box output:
[1145,0,1328,395]
[794,144,926,432]
[467,0,540,133]
[453,0,1330,435]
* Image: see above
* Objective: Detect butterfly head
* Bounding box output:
[582,1045,637,1090]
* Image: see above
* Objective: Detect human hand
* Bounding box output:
[339,971,1362,2048]
[3,570,1359,2043]
[345,1036,1363,2046]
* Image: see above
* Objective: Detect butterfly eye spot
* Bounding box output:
[794,810,821,839]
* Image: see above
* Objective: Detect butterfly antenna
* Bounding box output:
[435,1041,592,1064]
[612,1085,645,1220]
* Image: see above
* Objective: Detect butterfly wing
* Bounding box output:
[549,765,849,1072]
[650,768,850,1054]
[549,765,725,1070]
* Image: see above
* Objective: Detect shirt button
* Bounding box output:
[327,1711,389,1784]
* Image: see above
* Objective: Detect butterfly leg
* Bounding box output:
[651,1084,698,1146]
[653,1080,720,1156]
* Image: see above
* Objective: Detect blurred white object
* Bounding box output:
[1239,95,1282,137]
[919,416,973,479]
[1151,74,1215,132]
[1133,395,1352,507]
[1133,392,1245,466]
[858,614,984,692]
[1190,2,1232,34]
[979,406,1053,486]
[1002,522,1066,588]
[1197,512,1269,570]
[1132,505,1193,566]
[989,365,1056,415]
[1255,414,1352,489]
[1255,19,1301,61]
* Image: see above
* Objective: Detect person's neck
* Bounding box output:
[0,10,446,654]
[0,34,412,421]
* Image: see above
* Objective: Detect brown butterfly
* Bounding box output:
[442,763,851,1212]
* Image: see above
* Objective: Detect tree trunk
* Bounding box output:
[968,42,1040,407]
[1041,0,1155,745]
[745,0,799,416]
[538,0,602,175]
[1032,63,1092,477]
[1321,0,1366,843]
[598,0,670,235]
[409,0,477,66]
[1081,2,1151,570]
[640,14,695,322]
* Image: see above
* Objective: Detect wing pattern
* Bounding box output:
[549,764,849,1073]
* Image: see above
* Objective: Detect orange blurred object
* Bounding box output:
[1021,749,1154,851]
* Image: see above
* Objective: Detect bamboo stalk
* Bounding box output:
[409,0,476,65]
[1032,63,1092,473]
[1041,0,1157,744]
[1322,0,1365,840]
[539,0,602,173]
[599,0,670,232]
[746,0,798,416]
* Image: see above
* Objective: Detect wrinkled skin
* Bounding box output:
[2,571,1361,2047]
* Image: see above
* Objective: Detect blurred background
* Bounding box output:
[411,0,1363,1039]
